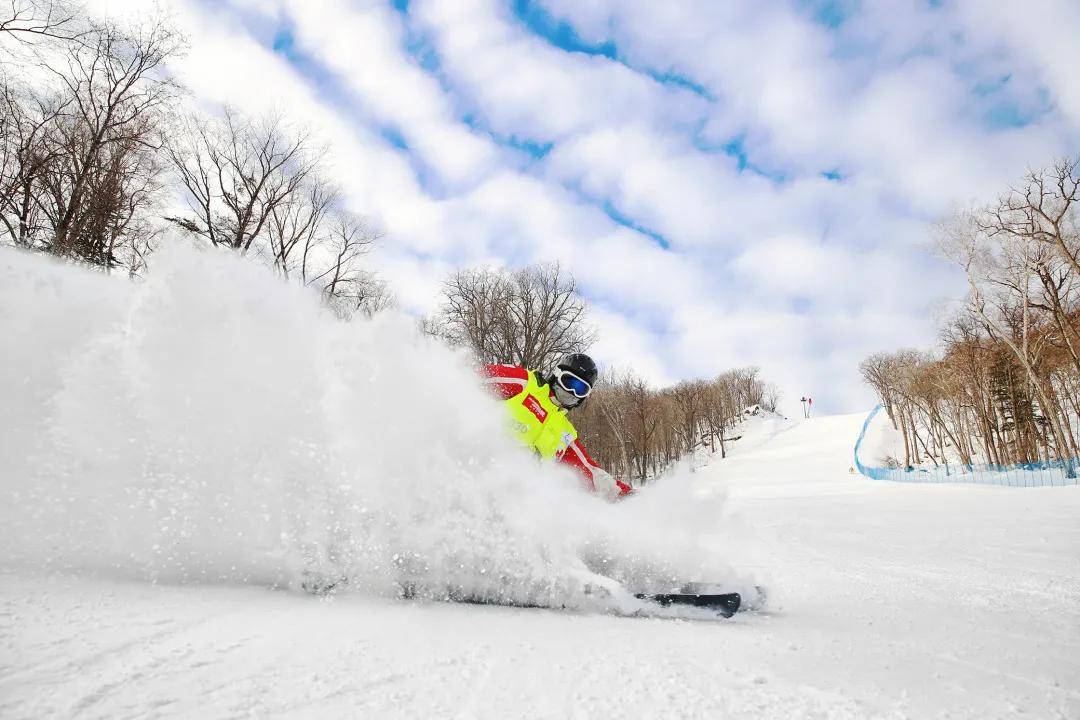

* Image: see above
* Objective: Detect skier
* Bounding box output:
[482,353,632,501]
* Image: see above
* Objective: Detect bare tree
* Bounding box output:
[0,0,85,45]
[46,19,178,261]
[624,373,663,481]
[981,158,1080,276]
[433,263,596,368]
[670,379,705,455]
[432,265,509,355]
[266,177,337,280]
[0,81,58,246]
[0,14,181,272]
[165,108,391,317]
[308,214,393,318]
[166,109,320,253]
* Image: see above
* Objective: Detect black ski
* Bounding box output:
[636,591,742,618]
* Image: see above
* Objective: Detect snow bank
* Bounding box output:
[856,404,904,467]
[0,245,739,609]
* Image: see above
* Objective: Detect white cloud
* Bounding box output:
[411,0,707,141]
[280,0,500,190]
[78,0,1080,415]
[952,0,1080,127]
[588,308,674,387]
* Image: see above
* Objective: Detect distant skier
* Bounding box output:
[482,353,632,501]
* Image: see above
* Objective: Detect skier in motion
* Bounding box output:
[481,353,632,501]
[484,354,756,617]
[304,352,750,614]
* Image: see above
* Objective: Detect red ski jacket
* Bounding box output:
[481,363,632,500]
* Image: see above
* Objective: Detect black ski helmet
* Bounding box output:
[556,353,598,387]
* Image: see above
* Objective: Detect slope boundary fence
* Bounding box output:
[853,405,1079,487]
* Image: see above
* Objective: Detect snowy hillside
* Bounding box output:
[2,248,1079,719]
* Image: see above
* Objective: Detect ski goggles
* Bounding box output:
[554,368,592,399]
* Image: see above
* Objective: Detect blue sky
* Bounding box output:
[98,0,1080,414]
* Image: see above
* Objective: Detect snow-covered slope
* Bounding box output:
[2,249,1079,719]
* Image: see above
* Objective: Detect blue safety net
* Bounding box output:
[853,405,1079,487]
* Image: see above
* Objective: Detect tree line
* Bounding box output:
[0,1,390,317]
[573,368,777,483]
[860,158,1080,476]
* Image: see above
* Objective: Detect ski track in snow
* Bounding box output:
[2,249,1080,719]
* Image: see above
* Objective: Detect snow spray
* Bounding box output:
[0,245,742,608]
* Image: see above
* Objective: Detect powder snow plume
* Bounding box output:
[0,244,743,608]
